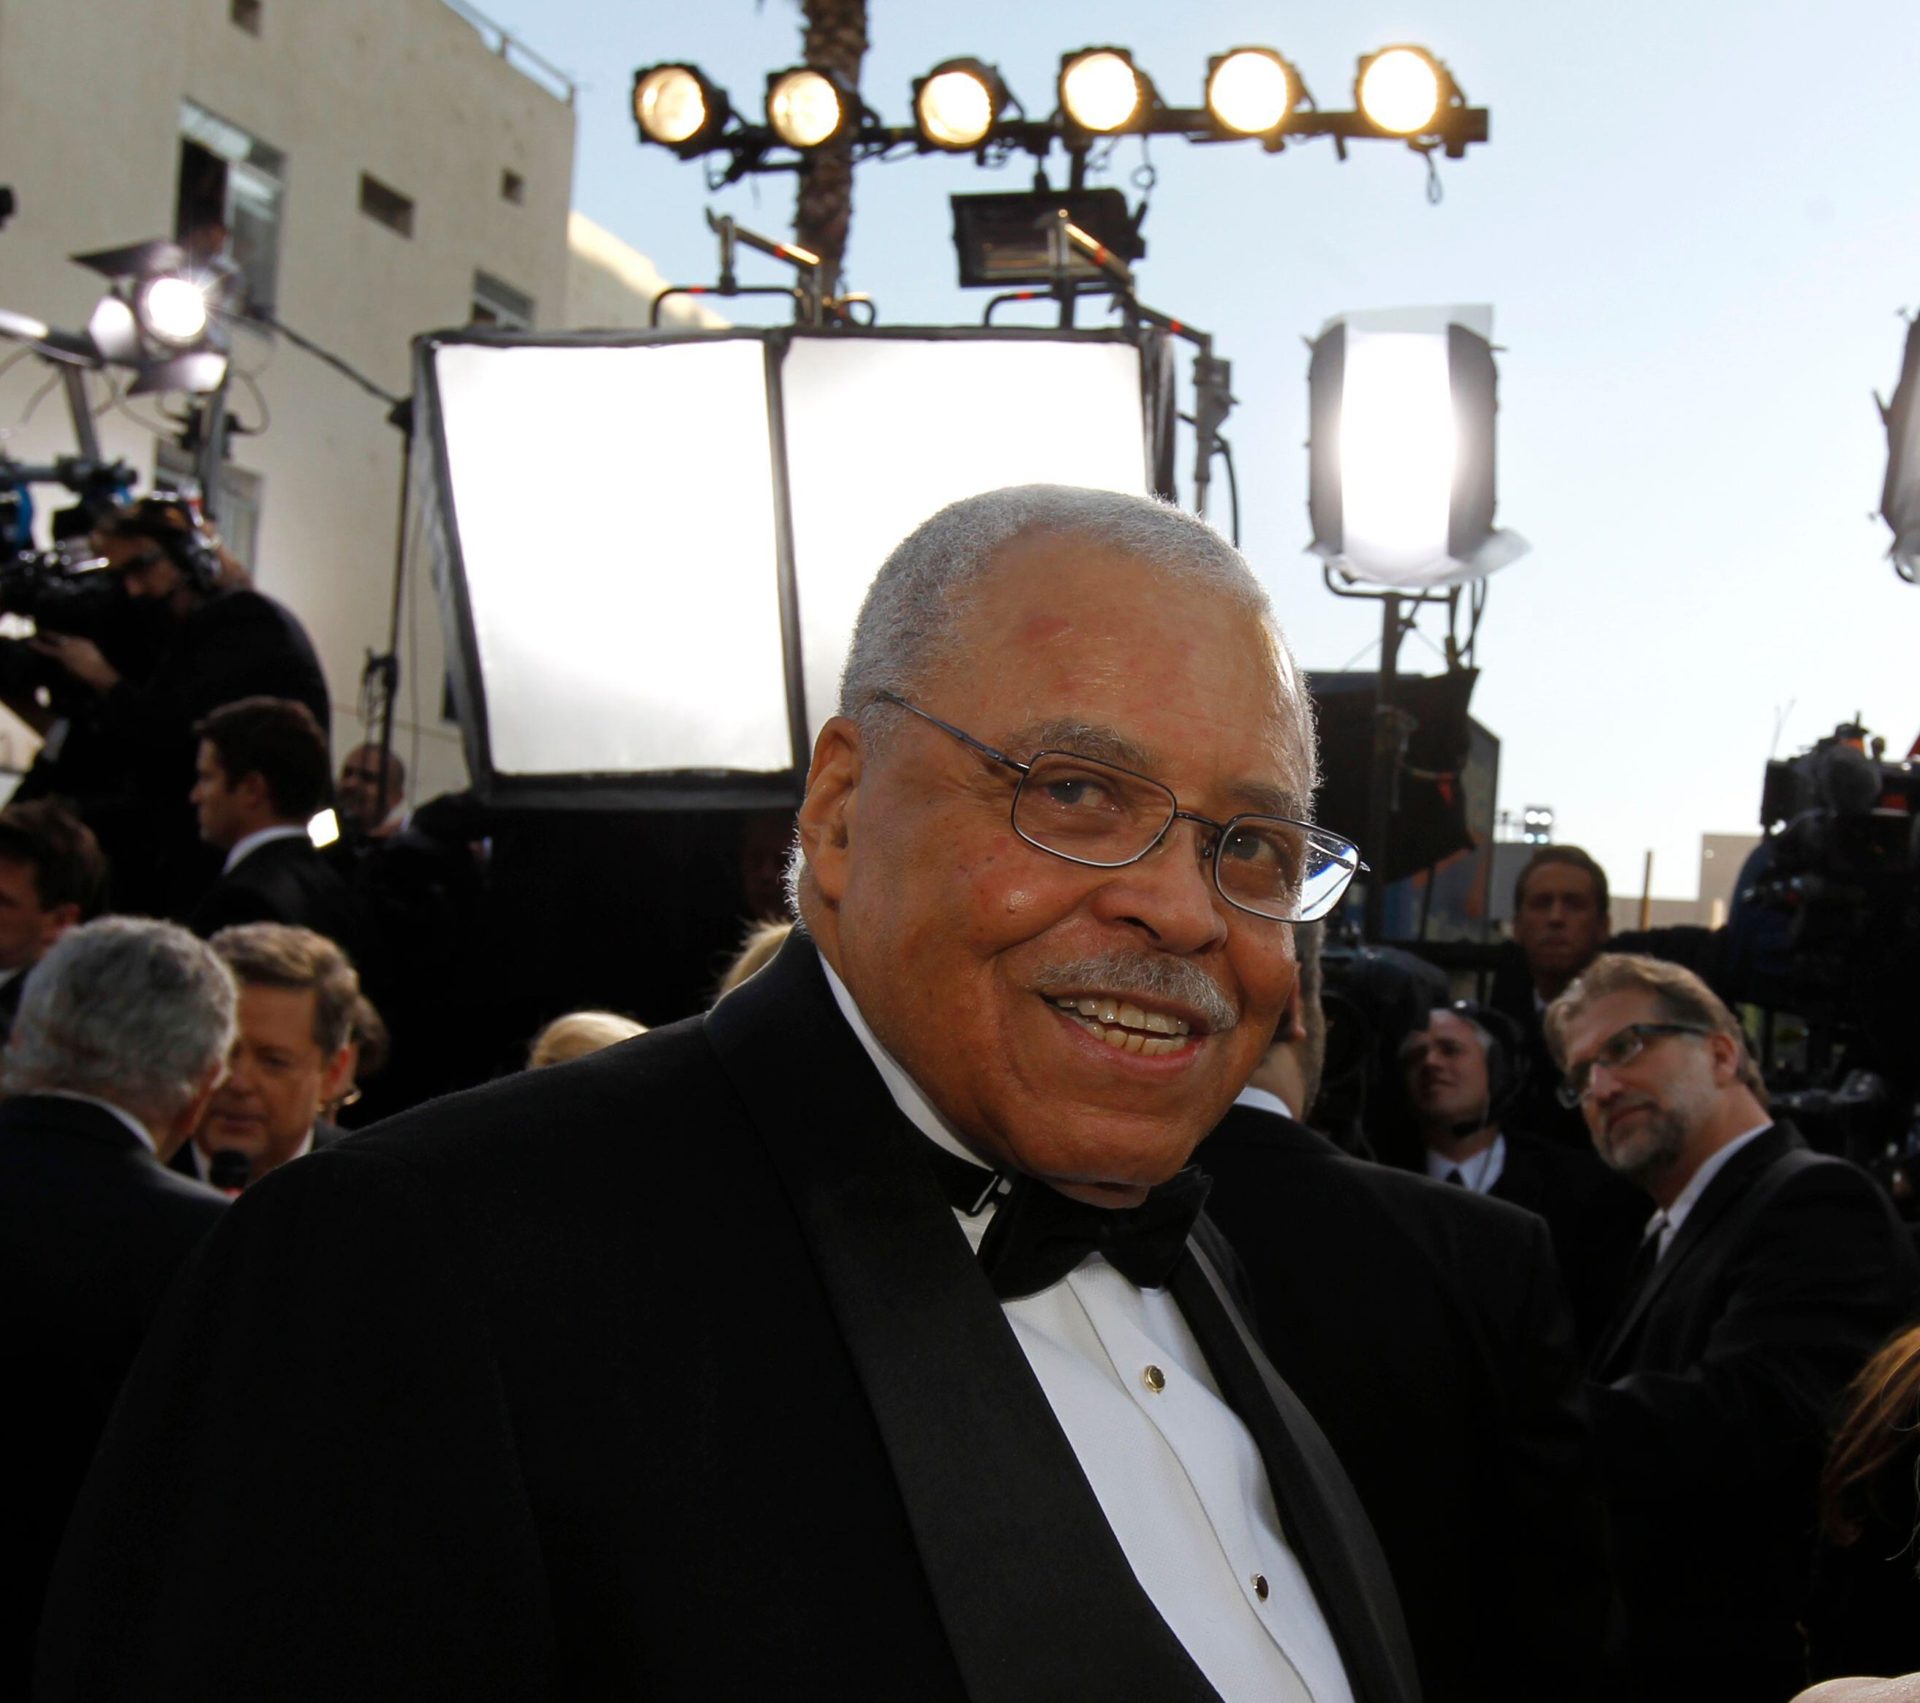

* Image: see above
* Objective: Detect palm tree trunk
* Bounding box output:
[793,0,868,300]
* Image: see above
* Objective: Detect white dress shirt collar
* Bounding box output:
[224,822,313,875]
[1655,1119,1772,1254]
[1425,1133,1507,1192]
[1233,1084,1297,1122]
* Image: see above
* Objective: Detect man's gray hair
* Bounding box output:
[837,484,1315,785]
[3,917,237,1122]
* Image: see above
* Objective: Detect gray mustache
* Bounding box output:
[1033,951,1241,1034]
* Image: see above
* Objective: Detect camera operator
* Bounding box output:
[3,494,329,916]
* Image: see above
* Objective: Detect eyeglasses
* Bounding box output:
[1556,1021,1713,1108]
[872,689,1365,923]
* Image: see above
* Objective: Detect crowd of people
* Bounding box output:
[4,482,1919,1701]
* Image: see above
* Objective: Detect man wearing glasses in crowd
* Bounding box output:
[40,486,1421,1702]
[1548,952,1920,1703]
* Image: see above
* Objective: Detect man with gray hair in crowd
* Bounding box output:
[1549,951,1920,1703]
[41,485,1418,1702]
[0,917,235,1692]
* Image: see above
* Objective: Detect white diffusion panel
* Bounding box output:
[432,339,791,777]
[780,336,1149,742]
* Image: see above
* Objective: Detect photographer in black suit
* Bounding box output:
[0,917,235,1691]
[38,486,1420,1702]
[17,495,328,915]
[1550,952,1920,1703]
[1198,926,1612,1703]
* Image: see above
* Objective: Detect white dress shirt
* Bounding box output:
[1423,1135,1508,1194]
[821,956,1352,1703]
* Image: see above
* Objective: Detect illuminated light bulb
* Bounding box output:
[1357,47,1444,135]
[635,66,709,146]
[1206,49,1296,136]
[1060,50,1141,133]
[767,69,845,148]
[917,66,995,149]
[139,276,210,346]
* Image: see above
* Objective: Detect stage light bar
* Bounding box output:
[633,63,729,150]
[914,58,1006,150]
[767,67,849,149]
[1059,48,1146,134]
[1205,48,1299,137]
[1355,46,1450,136]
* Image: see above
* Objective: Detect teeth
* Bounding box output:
[1050,994,1192,1051]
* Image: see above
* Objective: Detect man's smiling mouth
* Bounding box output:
[1049,995,1194,1056]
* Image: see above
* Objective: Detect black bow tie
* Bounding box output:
[923,1142,1211,1300]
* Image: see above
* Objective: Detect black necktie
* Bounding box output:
[1444,1166,1466,1187]
[1620,1216,1667,1300]
[922,1143,1211,1300]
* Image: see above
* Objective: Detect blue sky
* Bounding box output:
[482,0,1920,904]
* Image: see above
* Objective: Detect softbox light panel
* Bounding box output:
[413,327,1159,808]
[781,330,1155,739]
[1305,304,1528,591]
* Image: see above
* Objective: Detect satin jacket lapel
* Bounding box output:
[704,933,1219,1703]
[1178,1237,1422,1703]
[1592,1124,1793,1375]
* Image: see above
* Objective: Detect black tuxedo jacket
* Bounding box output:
[1489,1129,1648,1355]
[185,835,370,963]
[1197,1104,1611,1703]
[1587,1122,1920,1702]
[0,1095,226,1693]
[38,934,1419,1703]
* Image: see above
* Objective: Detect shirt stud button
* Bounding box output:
[1252,1573,1270,1601]
[1142,1364,1166,1394]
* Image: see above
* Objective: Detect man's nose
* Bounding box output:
[1088,818,1230,953]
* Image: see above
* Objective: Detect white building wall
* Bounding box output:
[0,0,680,807]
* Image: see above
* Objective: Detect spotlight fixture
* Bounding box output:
[71,238,228,396]
[1059,47,1147,134]
[1205,48,1299,137]
[913,58,1007,151]
[949,187,1143,288]
[1355,46,1450,136]
[633,63,729,150]
[766,66,851,149]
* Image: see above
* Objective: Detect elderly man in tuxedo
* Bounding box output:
[38,485,1414,1702]
[1550,952,1920,1703]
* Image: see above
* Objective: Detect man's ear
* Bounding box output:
[317,1043,356,1117]
[795,715,863,907]
[39,900,80,955]
[1706,1027,1742,1087]
[235,769,272,814]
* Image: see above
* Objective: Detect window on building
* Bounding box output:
[470,270,534,330]
[359,173,414,238]
[500,169,525,206]
[230,0,262,34]
[155,442,263,575]
[176,100,285,316]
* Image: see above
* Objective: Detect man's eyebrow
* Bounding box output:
[1002,719,1309,821]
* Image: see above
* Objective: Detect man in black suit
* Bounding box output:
[0,800,107,1043]
[0,916,236,1691]
[39,485,1420,1701]
[1490,844,1612,1147]
[1399,1000,1646,1352]
[184,696,365,961]
[1549,951,1920,1703]
[169,923,359,1189]
[1198,926,1612,1703]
